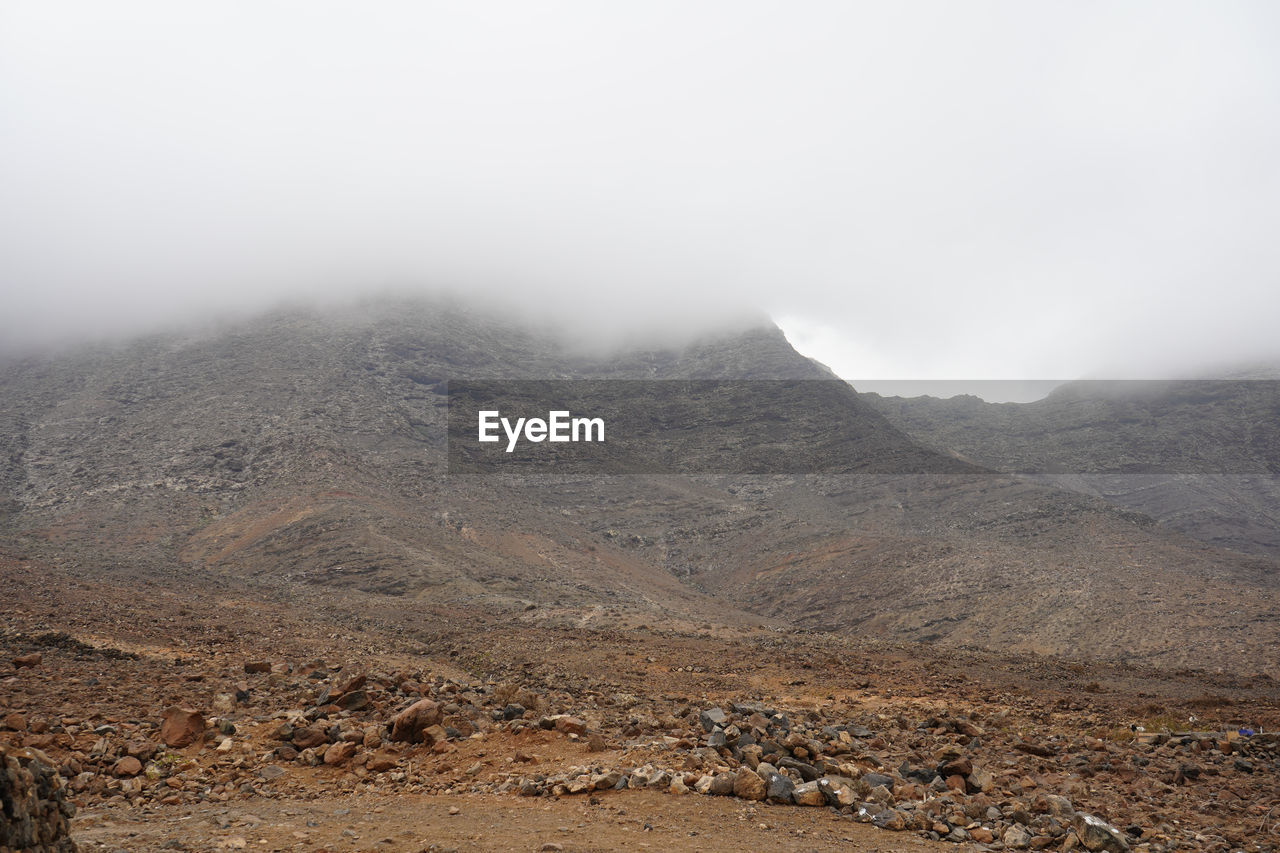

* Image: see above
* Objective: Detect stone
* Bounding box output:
[258,765,285,780]
[389,698,441,743]
[969,764,995,792]
[112,756,142,777]
[1003,823,1033,849]
[243,661,271,674]
[765,772,794,803]
[323,741,358,765]
[1073,813,1130,852]
[792,780,826,806]
[292,725,328,749]
[871,809,906,831]
[708,772,736,796]
[366,751,398,772]
[733,769,766,800]
[700,708,728,732]
[159,707,205,748]
[861,771,894,789]
[553,715,588,736]
[335,671,367,695]
[335,689,370,712]
[818,775,858,807]
[586,733,607,752]
[12,653,42,669]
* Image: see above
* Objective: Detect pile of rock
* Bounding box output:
[0,742,78,853]
[503,702,1135,851]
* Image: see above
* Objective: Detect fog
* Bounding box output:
[3,2,1279,383]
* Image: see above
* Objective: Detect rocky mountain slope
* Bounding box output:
[864,380,1280,558]
[2,298,1278,676]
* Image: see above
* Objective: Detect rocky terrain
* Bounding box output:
[2,550,1279,852]
[863,380,1280,559]
[1,297,1279,850]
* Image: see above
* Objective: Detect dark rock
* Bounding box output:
[700,708,728,732]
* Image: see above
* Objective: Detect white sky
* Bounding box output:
[2,2,1279,382]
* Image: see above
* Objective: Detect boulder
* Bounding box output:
[732,769,766,800]
[389,698,441,743]
[159,707,205,748]
[323,741,358,765]
[291,725,328,750]
[1073,813,1131,852]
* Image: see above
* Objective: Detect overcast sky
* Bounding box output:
[2,1,1279,387]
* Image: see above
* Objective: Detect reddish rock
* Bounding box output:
[291,725,328,750]
[335,671,367,695]
[125,739,158,761]
[243,661,271,674]
[733,769,766,800]
[366,751,398,772]
[335,690,369,712]
[2,713,26,732]
[323,741,357,765]
[159,707,205,748]
[12,653,41,669]
[553,715,587,736]
[389,698,441,743]
[112,756,142,777]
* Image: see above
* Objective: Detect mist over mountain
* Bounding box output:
[864,380,1280,558]
[3,296,1277,680]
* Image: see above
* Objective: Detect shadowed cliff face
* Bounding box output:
[2,298,1278,675]
[864,380,1280,558]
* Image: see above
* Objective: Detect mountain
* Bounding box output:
[2,298,1278,676]
[863,379,1280,558]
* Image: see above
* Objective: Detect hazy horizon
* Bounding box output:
[4,2,1279,383]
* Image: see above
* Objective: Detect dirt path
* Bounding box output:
[73,789,959,852]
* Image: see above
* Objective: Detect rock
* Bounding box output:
[323,741,358,765]
[0,744,77,852]
[335,689,370,712]
[366,752,398,772]
[871,809,906,831]
[861,771,894,789]
[335,671,367,695]
[389,698,441,743]
[937,757,972,778]
[586,733,607,752]
[792,780,826,806]
[552,716,587,736]
[3,713,27,731]
[765,773,794,804]
[12,653,42,669]
[1073,813,1131,852]
[1034,793,1075,817]
[292,725,328,749]
[159,707,205,748]
[1015,740,1056,757]
[243,661,271,674]
[968,764,995,792]
[258,765,285,780]
[700,708,728,732]
[818,775,858,807]
[708,772,736,796]
[733,769,766,800]
[112,756,142,777]
[1003,823,1033,849]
